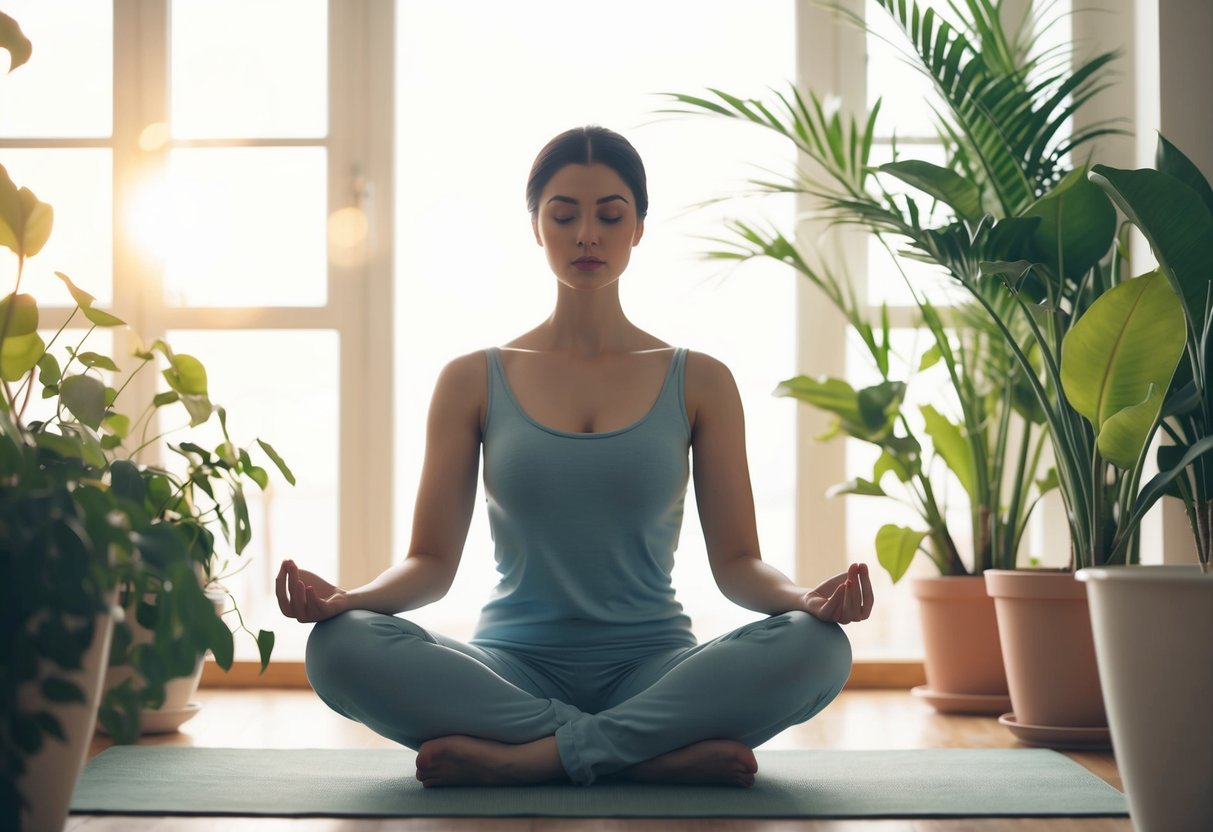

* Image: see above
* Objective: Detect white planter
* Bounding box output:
[17,610,114,832]
[1078,564,1213,832]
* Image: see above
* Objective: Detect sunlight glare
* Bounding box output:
[138,122,170,152]
[327,206,369,269]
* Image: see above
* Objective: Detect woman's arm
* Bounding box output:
[686,352,872,625]
[276,351,486,622]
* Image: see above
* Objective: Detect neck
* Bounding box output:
[539,281,634,354]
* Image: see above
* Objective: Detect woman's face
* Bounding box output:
[532,162,644,293]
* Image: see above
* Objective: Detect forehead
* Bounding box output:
[541,163,634,203]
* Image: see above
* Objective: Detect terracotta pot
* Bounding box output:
[984,570,1106,730]
[17,609,114,832]
[1079,565,1213,832]
[910,576,1010,714]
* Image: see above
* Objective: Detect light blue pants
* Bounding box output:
[305,610,851,785]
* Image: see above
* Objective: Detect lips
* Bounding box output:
[572,257,605,271]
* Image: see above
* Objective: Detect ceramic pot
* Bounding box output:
[17,610,114,832]
[910,575,1010,714]
[984,570,1107,732]
[99,588,226,735]
[1079,564,1213,832]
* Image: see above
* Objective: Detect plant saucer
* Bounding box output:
[96,702,202,736]
[911,685,1012,715]
[998,712,1112,750]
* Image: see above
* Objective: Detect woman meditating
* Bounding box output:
[276,126,872,788]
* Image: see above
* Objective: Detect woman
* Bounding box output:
[277,126,872,789]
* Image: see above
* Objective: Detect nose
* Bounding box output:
[575,216,598,248]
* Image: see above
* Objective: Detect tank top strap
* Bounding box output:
[657,347,691,440]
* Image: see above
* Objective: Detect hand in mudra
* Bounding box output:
[276,560,349,623]
[802,563,873,625]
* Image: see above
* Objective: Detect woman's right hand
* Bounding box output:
[276,560,350,623]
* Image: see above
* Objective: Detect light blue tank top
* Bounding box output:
[471,347,697,652]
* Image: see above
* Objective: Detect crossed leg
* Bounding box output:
[306,610,851,787]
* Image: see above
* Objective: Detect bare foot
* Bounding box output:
[415,735,566,788]
[620,739,758,787]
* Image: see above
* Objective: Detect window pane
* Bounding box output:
[0,149,113,306]
[162,148,327,307]
[394,0,796,643]
[0,0,112,138]
[162,329,340,662]
[865,0,945,139]
[170,0,327,139]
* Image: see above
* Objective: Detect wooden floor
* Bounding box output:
[69,688,1131,832]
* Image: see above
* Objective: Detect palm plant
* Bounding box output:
[663,0,1121,575]
[668,0,1212,571]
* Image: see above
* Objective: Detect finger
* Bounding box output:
[857,564,875,618]
[292,573,311,621]
[844,578,862,622]
[275,562,292,616]
[306,585,323,623]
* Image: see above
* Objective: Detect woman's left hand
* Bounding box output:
[801,563,874,625]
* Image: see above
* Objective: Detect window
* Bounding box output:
[1,0,390,662]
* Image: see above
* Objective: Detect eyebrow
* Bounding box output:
[546,194,630,206]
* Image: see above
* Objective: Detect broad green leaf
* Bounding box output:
[153,390,179,407]
[256,630,275,673]
[162,352,207,396]
[209,612,234,671]
[179,394,214,427]
[37,353,60,385]
[55,272,124,326]
[60,374,107,429]
[0,13,33,72]
[0,163,22,253]
[874,449,914,483]
[1097,384,1165,469]
[825,477,886,499]
[875,524,928,584]
[35,431,85,461]
[1,331,44,381]
[920,404,977,499]
[1036,466,1059,495]
[1089,164,1213,336]
[1155,135,1213,220]
[109,459,145,504]
[257,439,295,485]
[232,484,251,554]
[879,159,983,222]
[19,187,52,256]
[76,351,119,372]
[918,342,942,371]
[1023,168,1117,281]
[0,292,38,335]
[42,677,86,704]
[102,412,130,438]
[978,260,1034,292]
[1061,271,1185,466]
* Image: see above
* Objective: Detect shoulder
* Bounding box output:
[429,350,489,429]
[433,349,489,395]
[684,350,743,433]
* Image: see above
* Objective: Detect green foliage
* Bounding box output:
[1089,139,1213,569]
[664,0,1110,577]
[1,17,292,826]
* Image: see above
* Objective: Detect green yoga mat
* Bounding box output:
[71,747,1127,818]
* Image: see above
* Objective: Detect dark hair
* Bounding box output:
[526,126,649,219]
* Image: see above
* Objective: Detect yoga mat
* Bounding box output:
[71,747,1127,818]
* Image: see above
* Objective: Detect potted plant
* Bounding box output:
[1075,136,1213,832]
[0,13,290,829]
[663,0,1116,715]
